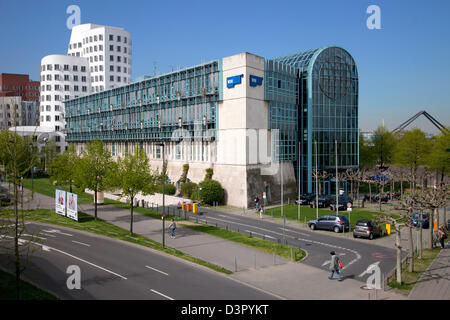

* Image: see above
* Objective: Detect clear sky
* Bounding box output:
[1,0,449,134]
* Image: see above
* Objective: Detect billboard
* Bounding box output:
[66,192,78,221]
[55,189,66,216]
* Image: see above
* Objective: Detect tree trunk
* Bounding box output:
[396,229,402,284]
[369,183,372,203]
[428,209,434,249]
[408,226,414,272]
[130,196,134,235]
[419,221,423,259]
[94,190,98,220]
[357,181,361,208]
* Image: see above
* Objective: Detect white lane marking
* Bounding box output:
[6,235,127,280]
[71,240,91,247]
[204,216,362,269]
[145,265,169,276]
[41,232,57,238]
[42,229,73,237]
[358,261,381,277]
[22,234,47,240]
[244,230,275,239]
[278,227,311,237]
[150,289,174,300]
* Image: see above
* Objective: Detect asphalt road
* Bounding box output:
[0,221,279,300]
[176,205,408,283]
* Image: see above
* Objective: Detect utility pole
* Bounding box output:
[335,140,339,216]
[315,140,318,219]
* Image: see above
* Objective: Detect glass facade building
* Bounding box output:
[271,46,359,194]
[65,46,358,206]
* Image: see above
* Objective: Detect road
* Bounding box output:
[0,221,279,300]
[174,205,408,283]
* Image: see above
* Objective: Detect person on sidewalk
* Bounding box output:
[254,195,260,211]
[259,206,264,219]
[438,225,447,249]
[169,218,176,239]
[329,251,343,281]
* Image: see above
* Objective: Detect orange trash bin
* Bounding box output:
[187,203,192,212]
[182,202,186,211]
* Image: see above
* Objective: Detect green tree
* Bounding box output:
[372,125,396,168]
[111,147,156,234]
[427,129,450,185]
[393,128,430,190]
[199,180,223,205]
[74,139,114,220]
[359,131,376,169]
[48,144,79,193]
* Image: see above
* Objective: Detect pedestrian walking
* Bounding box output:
[259,206,264,219]
[437,225,447,249]
[169,218,176,239]
[328,251,343,281]
[254,195,260,211]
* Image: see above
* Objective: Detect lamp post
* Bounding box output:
[29,143,34,199]
[157,142,165,248]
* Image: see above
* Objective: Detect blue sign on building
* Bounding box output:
[249,75,263,87]
[227,74,244,88]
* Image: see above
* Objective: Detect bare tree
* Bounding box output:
[311,169,329,196]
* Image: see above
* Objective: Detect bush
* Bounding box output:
[155,183,176,195]
[204,168,214,180]
[180,182,198,199]
[199,179,223,205]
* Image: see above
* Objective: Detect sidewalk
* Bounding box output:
[408,246,450,300]
[6,185,406,300]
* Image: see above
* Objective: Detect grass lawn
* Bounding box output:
[263,204,403,230]
[0,208,232,275]
[0,268,58,300]
[387,248,442,294]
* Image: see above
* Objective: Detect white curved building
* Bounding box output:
[67,24,132,92]
[40,54,91,150]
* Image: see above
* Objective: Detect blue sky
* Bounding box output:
[1,0,449,134]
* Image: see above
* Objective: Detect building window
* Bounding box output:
[124,37,127,43]
[54,74,60,81]
[81,76,86,82]
[81,66,86,72]
[110,55,114,61]
[64,85,69,91]
[117,46,121,52]
[110,65,114,71]
[64,75,70,81]
[82,86,87,92]
[117,56,121,62]
[109,45,114,51]
[110,76,114,81]
[117,66,121,72]
[73,65,78,71]
[55,115,60,121]
[99,55,103,61]
[74,85,79,91]
[117,76,121,82]
[55,105,60,111]
[94,35,97,41]
[73,75,79,81]
[99,34,103,41]
[99,65,103,71]
[109,34,113,41]
[89,36,93,42]
[46,115,51,121]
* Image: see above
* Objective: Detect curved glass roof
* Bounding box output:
[272,47,324,72]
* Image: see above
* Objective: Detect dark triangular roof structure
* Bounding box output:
[392,110,448,134]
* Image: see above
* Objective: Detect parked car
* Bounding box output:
[353,219,384,240]
[308,215,350,233]
[310,195,333,208]
[0,193,11,206]
[371,194,389,203]
[329,196,353,211]
[295,193,315,205]
[411,211,429,229]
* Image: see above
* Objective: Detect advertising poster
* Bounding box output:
[55,189,66,216]
[66,192,78,221]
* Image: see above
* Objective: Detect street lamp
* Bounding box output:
[29,143,34,199]
[156,142,166,248]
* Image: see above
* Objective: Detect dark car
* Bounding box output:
[411,211,429,229]
[0,193,12,206]
[371,194,389,203]
[330,196,353,211]
[295,193,315,205]
[353,219,384,240]
[310,195,333,208]
[308,215,350,233]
